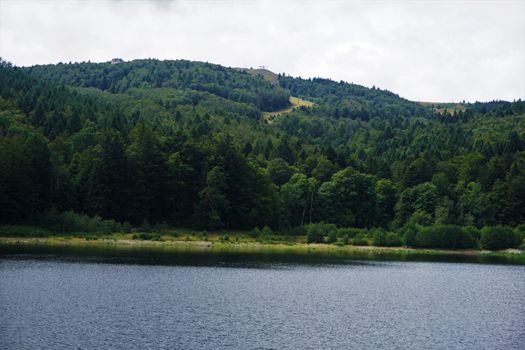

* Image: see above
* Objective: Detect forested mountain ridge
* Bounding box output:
[1,57,524,249]
[26,59,291,112]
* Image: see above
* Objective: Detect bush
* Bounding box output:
[288,226,306,236]
[260,226,273,236]
[166,230,179,237]
[480,226,520,250]
[139,219,153,233]
[373,229,402,247]
[514,224,525,241]
[352,233,369,246]
[385,233,403,247]
[337,227,362,238]
[402,224,419,247]
[34,209,124,234]
[304,223,337,244]
[132,232,162,241]
[415,224,477,249]
[463,226,481,241]
[154,221,169,231]
[122,222,132,233]
[371,228,387,246]
[326,230,337,244]
[0,225,52,237]
[248,227,261,238]
[306,230,324,244]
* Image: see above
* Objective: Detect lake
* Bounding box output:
[1,250,524,349]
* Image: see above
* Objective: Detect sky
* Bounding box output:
[1,0,524,102]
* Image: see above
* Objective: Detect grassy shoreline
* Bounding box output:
[1,235,523,264]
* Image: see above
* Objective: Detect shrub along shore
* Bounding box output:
[1,210,524,250]
[0,212,523,262]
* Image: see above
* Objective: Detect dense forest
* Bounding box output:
[1,57,524,249]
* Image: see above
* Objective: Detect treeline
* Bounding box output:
[278,74,430,121]
[1,59,524,249]
[300,223,523,250]
[27,59,291,112]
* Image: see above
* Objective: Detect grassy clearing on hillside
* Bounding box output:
[242,68,281,86]
[263,96,315,122]
[419,101,467,115]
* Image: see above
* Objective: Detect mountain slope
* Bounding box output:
[26,59,291,112]
[1,58,524,236]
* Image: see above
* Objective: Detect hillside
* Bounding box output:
[262,96,315,122]
[26,59,291,113]
[1,57,525,248]
[240,67,280,86]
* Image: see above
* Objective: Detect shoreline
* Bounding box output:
[1,236,523,264]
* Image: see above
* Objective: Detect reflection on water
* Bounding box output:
[0,242,522,266]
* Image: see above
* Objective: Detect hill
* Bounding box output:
[262,96,315,122]
[26,59,291,112]
[240,67,280,86]
[1,57,524,247]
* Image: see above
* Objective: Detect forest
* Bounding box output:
[1,57,524,250]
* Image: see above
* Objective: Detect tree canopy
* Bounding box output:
[1,58,524,235]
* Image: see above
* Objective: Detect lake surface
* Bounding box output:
[1,252,524,349]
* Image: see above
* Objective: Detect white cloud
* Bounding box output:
[0,0,523,102]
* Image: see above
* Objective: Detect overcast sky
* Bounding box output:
[1,0,524,102]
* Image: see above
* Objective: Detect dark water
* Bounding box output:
[1,251,524,349]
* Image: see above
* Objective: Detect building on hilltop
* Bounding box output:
[110,58,124,65]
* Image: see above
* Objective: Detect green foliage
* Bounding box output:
[138,219,154,233]
[0,129,52,222]
[371,229,403,247]
[352,234,369,246]
[480,226,521,250]
[414,224,477,249]
[402,223,420,247]
[463,226,481,241]
[267,158,293,185]
[306,230,323,243]
[249,227,261,238]
[132,232,162,241]
[337,227,362,238]
[374,179,397,227]
[198,166,230,230]
[1,58,524,248]
[326,230,338,244]
[318,168,376,227]
[305,223,337,243]
[515,224,525,241]
[260,226,273,237]
[0,225,52,237]
[84,234,99,241]
[371,228,388,246]
[396,183,438,227]
[278,74,429,121]
[28,59,290,112]
[34,209,124,234]
[280,174,316,228]
[288,225,307,236]
[384,232,403,247]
